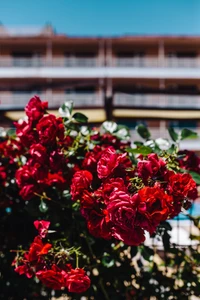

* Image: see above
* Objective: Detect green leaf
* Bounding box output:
[6,128,16,137]
[72,112,88,123]
[188,170,200,185]
[126,145,152,155]
[39,201,48,213]
[180,128,198,140]
[102,253,115,268]
[136,124,151,140]
[140,246,154,261]
[168,127,179,142]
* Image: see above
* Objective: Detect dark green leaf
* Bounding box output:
[72,112,88,123]
[136,124,151,140]
[188,170,200,185]
[39,201,48,213]
[130,246,138,258]
[126,146,152,155]
[180,128,198,140]
[168,127,179,142]
[102,253,115,268]
[140,246,154,261]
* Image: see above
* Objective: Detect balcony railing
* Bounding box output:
[114,57,200,68]
[0,57,98,68]
[114,93,200,109]
[0,56,200,68]
[0,92,103,109]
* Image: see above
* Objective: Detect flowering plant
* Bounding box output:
[0,96,200,299]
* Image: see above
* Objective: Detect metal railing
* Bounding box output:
[0,56,199,68]
[0,92,103,109]
[114,93,200,108]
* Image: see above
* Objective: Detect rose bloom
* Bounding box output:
[137,187,171,234]
[15,264,34,279]
[36,114,64,145]
[178,150,200,173]
[137,153,166,181]
[98,177,127,204]
[15,119,39,147]
[71,170,93,201]
[49,150,65,172]
[107,190,145,245]
[25,96,48,121]
[28,236,52,262]
[86,209,112,240]
[168,173,197,200]
[66,268,91,293]
[34,220,50,238]
[97,147,130,179]
[36,265,67,290]
[16,162,48,200]
[82,145,103,172]
[29,143,48,164]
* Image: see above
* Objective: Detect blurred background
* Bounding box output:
[1,0,200,151]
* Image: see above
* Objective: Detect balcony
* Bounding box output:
[0,92,103,110]
[114,93,200,109]
[0,56,200,80]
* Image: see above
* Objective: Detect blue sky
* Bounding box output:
[0,0,200,36]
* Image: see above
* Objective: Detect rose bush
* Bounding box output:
[0,96,199,299]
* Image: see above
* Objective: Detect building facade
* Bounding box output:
[1,25,200,149]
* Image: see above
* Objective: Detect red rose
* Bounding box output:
[19,184,39,201]
[98,177,127,204]
[66,268,91,293]
[86,209,112,240]
[15,264,34,278]
[28,236,52,262]
[15,119,39,147]
[97,147,130,179]
[25,96,48,121]
[34,220,50,238]
[137,187,171,234]
[168,173,197,200]
[16,162,48,200]
[45,172,66,190]
[36,114,64,145]
[178,150,200,173]
[49,150,65,172]
[81,190,95,209]
[36,265,67,290]
[71,170,93,201]
[137,153,166,182]
[82,145,102,172]
[30,143,48,164]
[106,190,144,245]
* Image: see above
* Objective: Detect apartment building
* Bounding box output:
[0,24,200,149]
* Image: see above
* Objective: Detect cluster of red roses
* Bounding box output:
[14,96,76,201]
[70,147,197,246]
[13,220,90,293]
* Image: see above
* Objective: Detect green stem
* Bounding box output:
[99,278,110,300]
[76,252,79,268]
